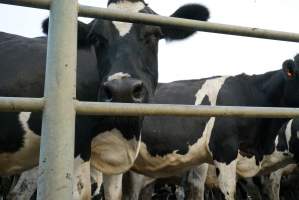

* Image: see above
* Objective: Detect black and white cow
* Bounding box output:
[0,31,99,199]
[0,0,210,199]
[118,54,299,200]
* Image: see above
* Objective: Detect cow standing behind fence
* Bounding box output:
[0,0,210,199]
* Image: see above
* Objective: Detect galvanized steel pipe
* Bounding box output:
[0,97,44,112]
[1,0,299,42]
[0,0,50,9]
[76,101,299,118]
[36,0,78,199]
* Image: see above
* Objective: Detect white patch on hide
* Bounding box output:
[205,165,220,188]
[8,166,38,200]
[73,157,91,200]
[0,112,40,175]
[108,1,145,37]
[107,72,131,82]
[214,160,237,200]
[195,76,228,106]
[91,128,140,174]
[132,77,228,177]
[284,120,293,149]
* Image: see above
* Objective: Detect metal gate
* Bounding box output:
[0,0,299,199]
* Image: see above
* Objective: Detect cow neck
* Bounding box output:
[245,70,287,158]
[257,70,285,106]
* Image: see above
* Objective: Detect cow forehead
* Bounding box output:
[108,1,145,37]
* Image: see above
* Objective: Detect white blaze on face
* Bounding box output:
[108,1,145,37]
[107,72,131,81]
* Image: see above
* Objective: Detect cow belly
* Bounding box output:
[0,130,40,175]
[132,136,211,178]
[91,128,140,175]
[236,153,260,178]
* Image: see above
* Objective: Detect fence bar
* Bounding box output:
[0,97,44,112]
[78,5,299,43]
[76,101,299,118]
[36,0,78,199]
[0,0,50,9]
[1,0,299,43]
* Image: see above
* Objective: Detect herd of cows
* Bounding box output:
[0,0,299,199]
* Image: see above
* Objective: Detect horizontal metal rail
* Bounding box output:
[1,97,299,118]
[0,97,44,112]
[76,101,299,118]
[1,0,299,42]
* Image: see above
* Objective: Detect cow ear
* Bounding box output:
[283,59,297,79]
[42,18,95,48]
[161,4,209,41]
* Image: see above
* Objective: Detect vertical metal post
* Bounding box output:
[37,0,78,199]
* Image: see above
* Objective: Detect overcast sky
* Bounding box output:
[0,0,298,82]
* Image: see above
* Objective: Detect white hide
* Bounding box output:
[0,112,40,175]
[73,157,91,200]
[108,1,145,37]
[91,128,141,174]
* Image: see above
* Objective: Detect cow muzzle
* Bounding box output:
[101,78,147,103]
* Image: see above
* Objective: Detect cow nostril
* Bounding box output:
[132,82,145,102]
[103,83,113,102]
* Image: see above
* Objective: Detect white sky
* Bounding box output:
[0,0,298,82]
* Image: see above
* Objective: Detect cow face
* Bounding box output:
[43,1,209,104]
[282,54,299,107]
[83,1,209,104]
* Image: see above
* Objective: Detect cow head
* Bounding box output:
[90,1,209,104]
[42,1,209,104]
[281,54,299,107]
[43,1,209,139]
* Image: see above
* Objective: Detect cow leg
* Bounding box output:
[90,167,103,198]
[7,167,38,200]
[186,164,209,200]
[73,158,91,200]
[123,171,155,200]
[214,160,237,200]
[264,170,283,200]
[103,174,123,200]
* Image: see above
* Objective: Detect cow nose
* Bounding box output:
[102,79,147,103]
